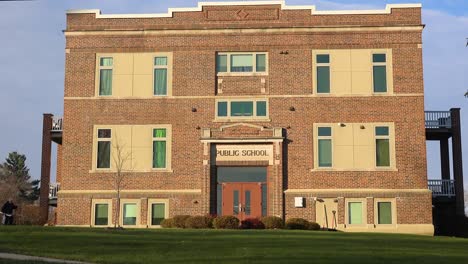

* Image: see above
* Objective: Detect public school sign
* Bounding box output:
[215,145,273,164]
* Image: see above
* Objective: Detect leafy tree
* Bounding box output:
[0,152,38,203]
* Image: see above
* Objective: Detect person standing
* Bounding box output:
[1,199,18,225]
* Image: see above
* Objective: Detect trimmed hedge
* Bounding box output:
[285,218,311,230]
[213,215,239,229]
[308,222,321,230]
[172,215,191,228]
[260,216,284,229]
[240,218,265,229]
[160,218,175,228]
[185,216,214,229]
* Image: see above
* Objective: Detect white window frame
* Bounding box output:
[315,126,333,168]
[147,199,169,228]
[152,127,169,170]
[91,199,113,227]
[97,56,113,97]
[314,53,331,94]
[153,56,169,96]
[215,99,269,121]
[96,128,112,170]
[216,52,268,76]
[345,199,367,227]
[374,198,397,226]
[120,199,141,228]
[374,125,391,168]
[371,52,388,94]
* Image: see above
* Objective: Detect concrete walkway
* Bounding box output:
[0,253,92,263]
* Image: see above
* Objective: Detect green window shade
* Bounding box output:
[151,203,165,225]
[97,141,110,169]
[231,54,253,72]
[256,54,266,72]
[153,141,166,169]
[216,55,227,73]
[231,101,253,116]
[373,54,386,63]
[316,54,330,64]
[378,202,392,224]
[375,126,389,136]
[318,127,332,137]
[376,139,390,167]
[153,128,167,138]
[318,139,332,167]
[317,66,330,93]
[256,101,267,117]
[95,204,108,226]
[348,202,363,224]
[99,69,112,96]
[373,66,387,93]
[123,204,137,225]
[100,57,113,66]
[154,69,167,95]
[154,57,167,66]
[217,102,228,117]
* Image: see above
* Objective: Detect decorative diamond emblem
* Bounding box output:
[236,9,249,19]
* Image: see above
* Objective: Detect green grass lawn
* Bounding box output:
[0,226,467,264]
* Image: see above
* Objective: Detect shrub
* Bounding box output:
[285,218,311,230]
[185,215,213,229]
[308,222,321,230]
[160,218,175,228]
[15,204,42,225]
[260,216,284,229]
[172,215,191,228]
[213,215,239,229]
[240,218,265,229]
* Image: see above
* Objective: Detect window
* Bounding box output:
[348,202,363,225]
[216,52,267,74]
[122,203,137,226]
[154,56,168,96]
[373,54,387,93]
[216,100,268,119]
[316,54,330,93]
[317,127,332,167]
[375,126,390,167]
[97,129,111,169]
[99,57,113,96]
[151,203,166,226]
[94,204,109,226]
[377,202,392,224]
[153,129,167,169]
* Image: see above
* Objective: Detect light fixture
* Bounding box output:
[191,107,197,112]
[360,125,365,129]
[339,123,346,127]
[289,106,295,111]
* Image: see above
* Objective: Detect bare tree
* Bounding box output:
[110,136,132,228]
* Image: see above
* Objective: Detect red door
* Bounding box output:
[222,182,262,220]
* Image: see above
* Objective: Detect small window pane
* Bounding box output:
[95,204,108,226]
[154,57,167,66]
[318,127,331,137]
[373,54,386,63]
[373,66,387,93]
[153,141,167,169]
[256,54,266,72]
[217,102,228,117]
[98,129,111,139]
[154,69,167,95]
[317,66,330,93]
[97,141,111,169]
[100,57,113,66]
[375,126,389,136]
[217,55,228,73]
[123,204,137,225]
[378,202,392,224]
[233,190,239,215]
[153,129,166,138]
[231,101,254,116]
[348,202,363,225]
[318,139,332,167]
[231,54,253,72]
[99,69,113,96]
[245,190,251,215]
[376,139,390,167]
[151,203,165,226]
[256,101,267,117]
[317,54,330,64]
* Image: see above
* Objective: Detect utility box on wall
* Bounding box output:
[294,197,304,208]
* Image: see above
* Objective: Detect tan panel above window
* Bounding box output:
[132,126,153,171]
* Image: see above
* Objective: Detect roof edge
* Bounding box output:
[66,1,422,19]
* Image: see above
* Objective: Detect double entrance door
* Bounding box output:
[222,182,262,220]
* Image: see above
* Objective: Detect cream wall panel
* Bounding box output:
[133,75,153,97]
[131,126,153,171]
[113,75,133,97]
[335,145,354,168]
[133,53,154,75]
[113,54,134,75]
[351,71,372,95]
[353,124,373,146]
[353,146,374,168]
[351,50,371,71]
[334,125,353,146]
[331,50,351,71]
[111,126,133,171]
[315,199,338,229]
[331,71,352,95]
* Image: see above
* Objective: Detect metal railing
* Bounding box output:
[428,179,455,197]
[49,183,60,199]
[425,111,451,129]
[51,116,63,131]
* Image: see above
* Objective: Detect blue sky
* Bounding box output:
[0,0,466,192]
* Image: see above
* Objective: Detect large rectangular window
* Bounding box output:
[99,57,113,96]
[151,203,166,226]
[316,54,330,93]
[216,100,268,119]
[94,204,109,226]
[373,54,387,93]
[154,56,168,96]
[377,202,392,224]
[216,52,267,74]
[153,129,167,169]
[348,202,363,225]
[123,203,137,226]
[375,126,390,167]
[317,127,332,167]
[97,129,111,169]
